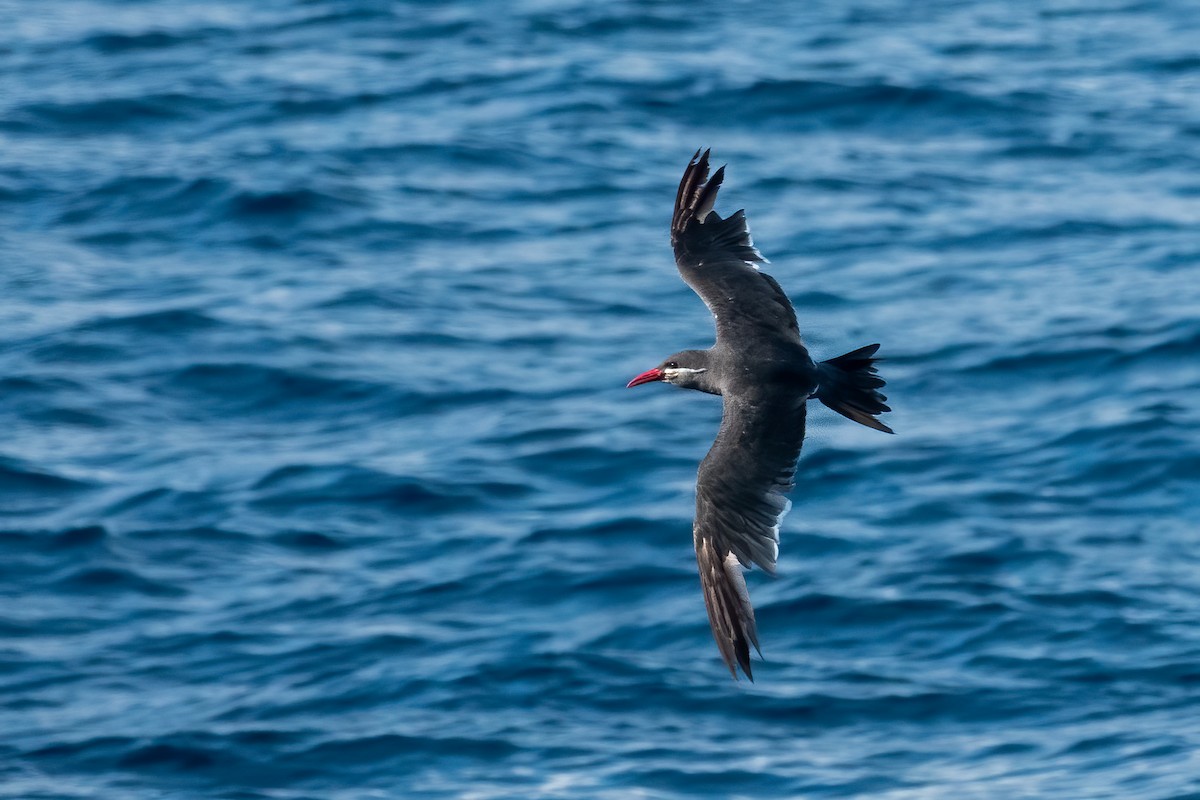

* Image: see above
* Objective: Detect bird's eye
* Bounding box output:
[665,361,678,369]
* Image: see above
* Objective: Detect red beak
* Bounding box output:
[626,368,664,388]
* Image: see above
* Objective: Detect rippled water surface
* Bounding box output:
[3,1,1200,798]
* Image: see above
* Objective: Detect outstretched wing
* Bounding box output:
[672,149,800,347]
[693,394,807,680]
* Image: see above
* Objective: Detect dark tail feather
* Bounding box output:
[815,343,894,434]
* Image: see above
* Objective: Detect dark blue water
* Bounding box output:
[3,1,1200,797]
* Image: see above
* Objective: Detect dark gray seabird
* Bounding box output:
[627,150,893,680]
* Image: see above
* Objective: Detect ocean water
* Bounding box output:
[2,1,1199,797]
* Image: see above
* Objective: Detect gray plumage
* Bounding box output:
[628,150,893,680]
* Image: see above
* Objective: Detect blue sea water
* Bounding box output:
[2,0,1200,797]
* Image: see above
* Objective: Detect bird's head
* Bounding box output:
[626,349,713,391]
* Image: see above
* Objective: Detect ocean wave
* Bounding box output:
[4,1,1200,797]
[653,78,1039,132]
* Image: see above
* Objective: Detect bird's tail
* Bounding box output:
[815,343,894,434]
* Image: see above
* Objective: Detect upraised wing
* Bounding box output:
[693,394,807,679]
[672,149,800,346]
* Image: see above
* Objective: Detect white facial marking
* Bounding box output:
[663,367,707,382]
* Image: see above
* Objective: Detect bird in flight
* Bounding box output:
[626,149,893,680]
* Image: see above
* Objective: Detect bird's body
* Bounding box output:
[627,150,893,680]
